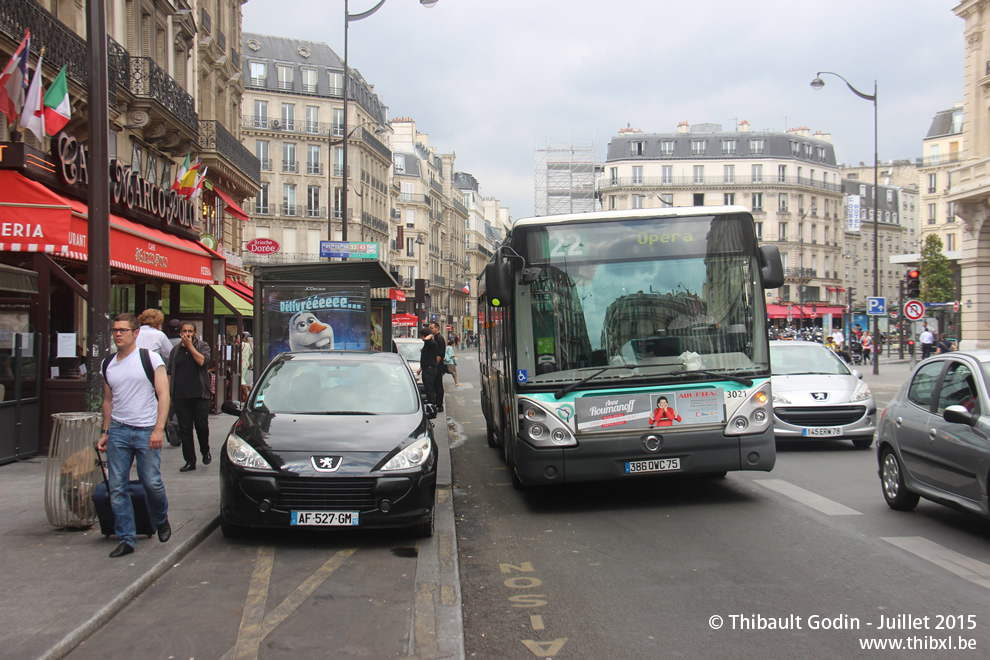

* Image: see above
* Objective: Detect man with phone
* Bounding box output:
[167,322,212,472]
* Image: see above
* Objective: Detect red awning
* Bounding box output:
[390,288,406,301]
[213,188,250,221]
[0,170,220,285]
[767,304,847,320]
[224,276,254,303]
[392,313,418,327]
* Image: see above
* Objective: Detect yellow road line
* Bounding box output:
[233,546,275,660]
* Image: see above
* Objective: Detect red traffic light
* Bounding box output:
[907,340,915,346]
[907,269,920,279]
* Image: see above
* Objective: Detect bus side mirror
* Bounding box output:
[485,260,513,308]
[759,245,784,289]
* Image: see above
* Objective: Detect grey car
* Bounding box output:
[876,350,990,518]
[769,340,876,449]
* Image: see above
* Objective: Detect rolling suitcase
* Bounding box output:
[91,445,157,538]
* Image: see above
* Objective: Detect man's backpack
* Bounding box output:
[102,348,157,397]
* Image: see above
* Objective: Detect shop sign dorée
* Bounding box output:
[55,134,196,231]
[246,238,280,254]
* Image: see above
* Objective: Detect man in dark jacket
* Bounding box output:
[429,321,446,411]
[416,325,440,407]
[167,321,212,472]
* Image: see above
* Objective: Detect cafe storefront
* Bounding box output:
[0,139,227,453]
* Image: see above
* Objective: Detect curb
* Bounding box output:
[40,512,220,660]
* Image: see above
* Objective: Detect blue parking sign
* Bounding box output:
[867,297,886,316]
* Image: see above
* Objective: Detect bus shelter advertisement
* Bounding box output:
[262,283,371,362]
[575,389,726,432]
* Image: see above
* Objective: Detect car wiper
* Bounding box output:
[554,365,638,399]
[677,368,753,387]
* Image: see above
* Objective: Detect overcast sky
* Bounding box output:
[242,0,963,221]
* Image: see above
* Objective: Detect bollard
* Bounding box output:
[44,412,102,529]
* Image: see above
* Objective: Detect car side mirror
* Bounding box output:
[221,400,243,416]
[943,404,977,427]
[852,369,862,379]
[759,245,784,289]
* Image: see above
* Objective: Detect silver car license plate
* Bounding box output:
[291,511,360,526]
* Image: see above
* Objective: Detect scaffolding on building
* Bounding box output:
[534,142,598,216]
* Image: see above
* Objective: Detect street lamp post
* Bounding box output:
[338,0,438,247]
[811,71,879,374]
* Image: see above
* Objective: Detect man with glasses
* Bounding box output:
[97,313,171,558]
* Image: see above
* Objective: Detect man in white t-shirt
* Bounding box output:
[919,327,935,359]
[97,313,171,558]
[831,328,845,349]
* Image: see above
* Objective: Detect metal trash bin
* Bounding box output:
[44,412,102,529]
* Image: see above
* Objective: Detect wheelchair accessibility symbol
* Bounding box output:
[516,370,528,383]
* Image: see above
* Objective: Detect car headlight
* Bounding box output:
[226,433,274,471]
[773,392,792,405]
[518,399,577,447]
[382,436,432,471]
[850,382,872,402]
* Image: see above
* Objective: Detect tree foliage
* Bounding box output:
[919,234,955,304]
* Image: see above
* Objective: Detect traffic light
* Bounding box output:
[906,269,921,299]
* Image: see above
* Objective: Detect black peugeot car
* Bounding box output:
[219,351,438,537]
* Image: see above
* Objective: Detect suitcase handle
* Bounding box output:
[93,442,110,492]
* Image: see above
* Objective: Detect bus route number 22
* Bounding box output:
[549,234,584,257]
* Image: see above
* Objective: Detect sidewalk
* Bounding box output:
[1,416,229,660]
[1,406,462,660]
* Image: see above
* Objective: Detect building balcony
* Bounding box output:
[127,57,198,134]
[599,175,842,193]
[244,251,324,265]
[198,120,261,197]
[785,267,817,279]
[306,206,326,219]
[260,158,272,171]
[282,160,299,173]
[398,193,431,205]
[306,163,323,175]
[280,204,302,217]
[242,115,344,138]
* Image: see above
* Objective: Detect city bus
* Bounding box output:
[478,206,784,488]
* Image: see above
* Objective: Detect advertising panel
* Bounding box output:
[575,389,725,432]
[261,283,370,362]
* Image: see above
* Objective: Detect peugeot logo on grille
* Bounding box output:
[311,456,342,472]
[811,392,828,401]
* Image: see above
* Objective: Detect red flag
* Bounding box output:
[0,29,30,126]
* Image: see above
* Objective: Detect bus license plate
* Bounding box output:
[802,427,841,437]
[625,458,680,474]
[291,511,360,526]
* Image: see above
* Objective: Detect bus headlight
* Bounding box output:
[725,382,773,437]
[518,399,576,448]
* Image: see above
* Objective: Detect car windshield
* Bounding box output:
[250,357,419,414]
[394,340,423,363]
[770,343,850,376]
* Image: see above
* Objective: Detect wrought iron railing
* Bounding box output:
[282,160,298,173]
[280,204,302,217]
[306,206,326,218]
[255,204,272,215]
[360,127,391,161]
[599,175,843,193]
[362,213,388,234]
[398,193,430,205]
[785,267,817,278]
[130,57,198,132]
[231,49,240,70]
[198,120,261,184]
[217,29,226,54]
[259,158,272,171]
[306,163,323,175]
[201,8,212,34]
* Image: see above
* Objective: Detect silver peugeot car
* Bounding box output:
[769,340,876,449]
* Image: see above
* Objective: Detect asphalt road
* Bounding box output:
[448,353,990,659]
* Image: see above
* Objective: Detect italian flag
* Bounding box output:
[43,66,70,134]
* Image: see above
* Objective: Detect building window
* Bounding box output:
[721,139,736,155]
[253,100,268,128]
[753,192,764,211]
[609,195,616,210]
[406,237,415,257]
[307,185,320,216]
[790,141,800,157]
[256,183,269,214]
[277,64,293,90]
[886,189,894,204]
[660,193,673,207]
[928,173,937,193]
[632,166,643,184]
[332,108,344,137]
[779,193,788,212]
[660,140,675,156]
[256,140,270,171]
[777,222,787,241]
[751,164,762,183]
[280,103,295,131]
[723,164,735,184]
[283,183,296,215]
[301,68,318,93]
[750,139,764,155]
[810,196,817,214]
[394,153,405,173]
[329,71,343,96]
[333,147,343,176]
[693,165,704,184]
[724,192,735,205]
[930,144,940,163]
[307,144,321,174]
[693,193,705,206]
[755,221,762,238]
[927,203,936,224]
[282,142,297,172]
[691,139,706,156]
[859,184,867,198]
[778,164,787,183]
[947,201,956,222]
[630,141,644,156]
[817,146,826,161]
[947,234,956,251]
[661,165,672,184]
[305,106,320,133]
[249,61,266,87]
[609,167,618,185]
[308,228,321,255]
[632,194,645,209]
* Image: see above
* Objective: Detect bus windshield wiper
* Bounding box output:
[554,365,638,399]
[677,368,753,387]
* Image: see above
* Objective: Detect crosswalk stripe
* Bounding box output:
[883,536,990,590]
[755,479,863,516]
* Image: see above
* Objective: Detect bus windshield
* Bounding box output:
[513,215,768,385]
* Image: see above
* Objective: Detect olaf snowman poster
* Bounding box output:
[263,283,371,361]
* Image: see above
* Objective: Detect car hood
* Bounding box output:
[771,374,867,403]
[231,409,429,453]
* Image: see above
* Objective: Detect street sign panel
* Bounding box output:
[319,241,380,259]
[954,300,960,312]
[867,297,886,316]
[904,300,925,321]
